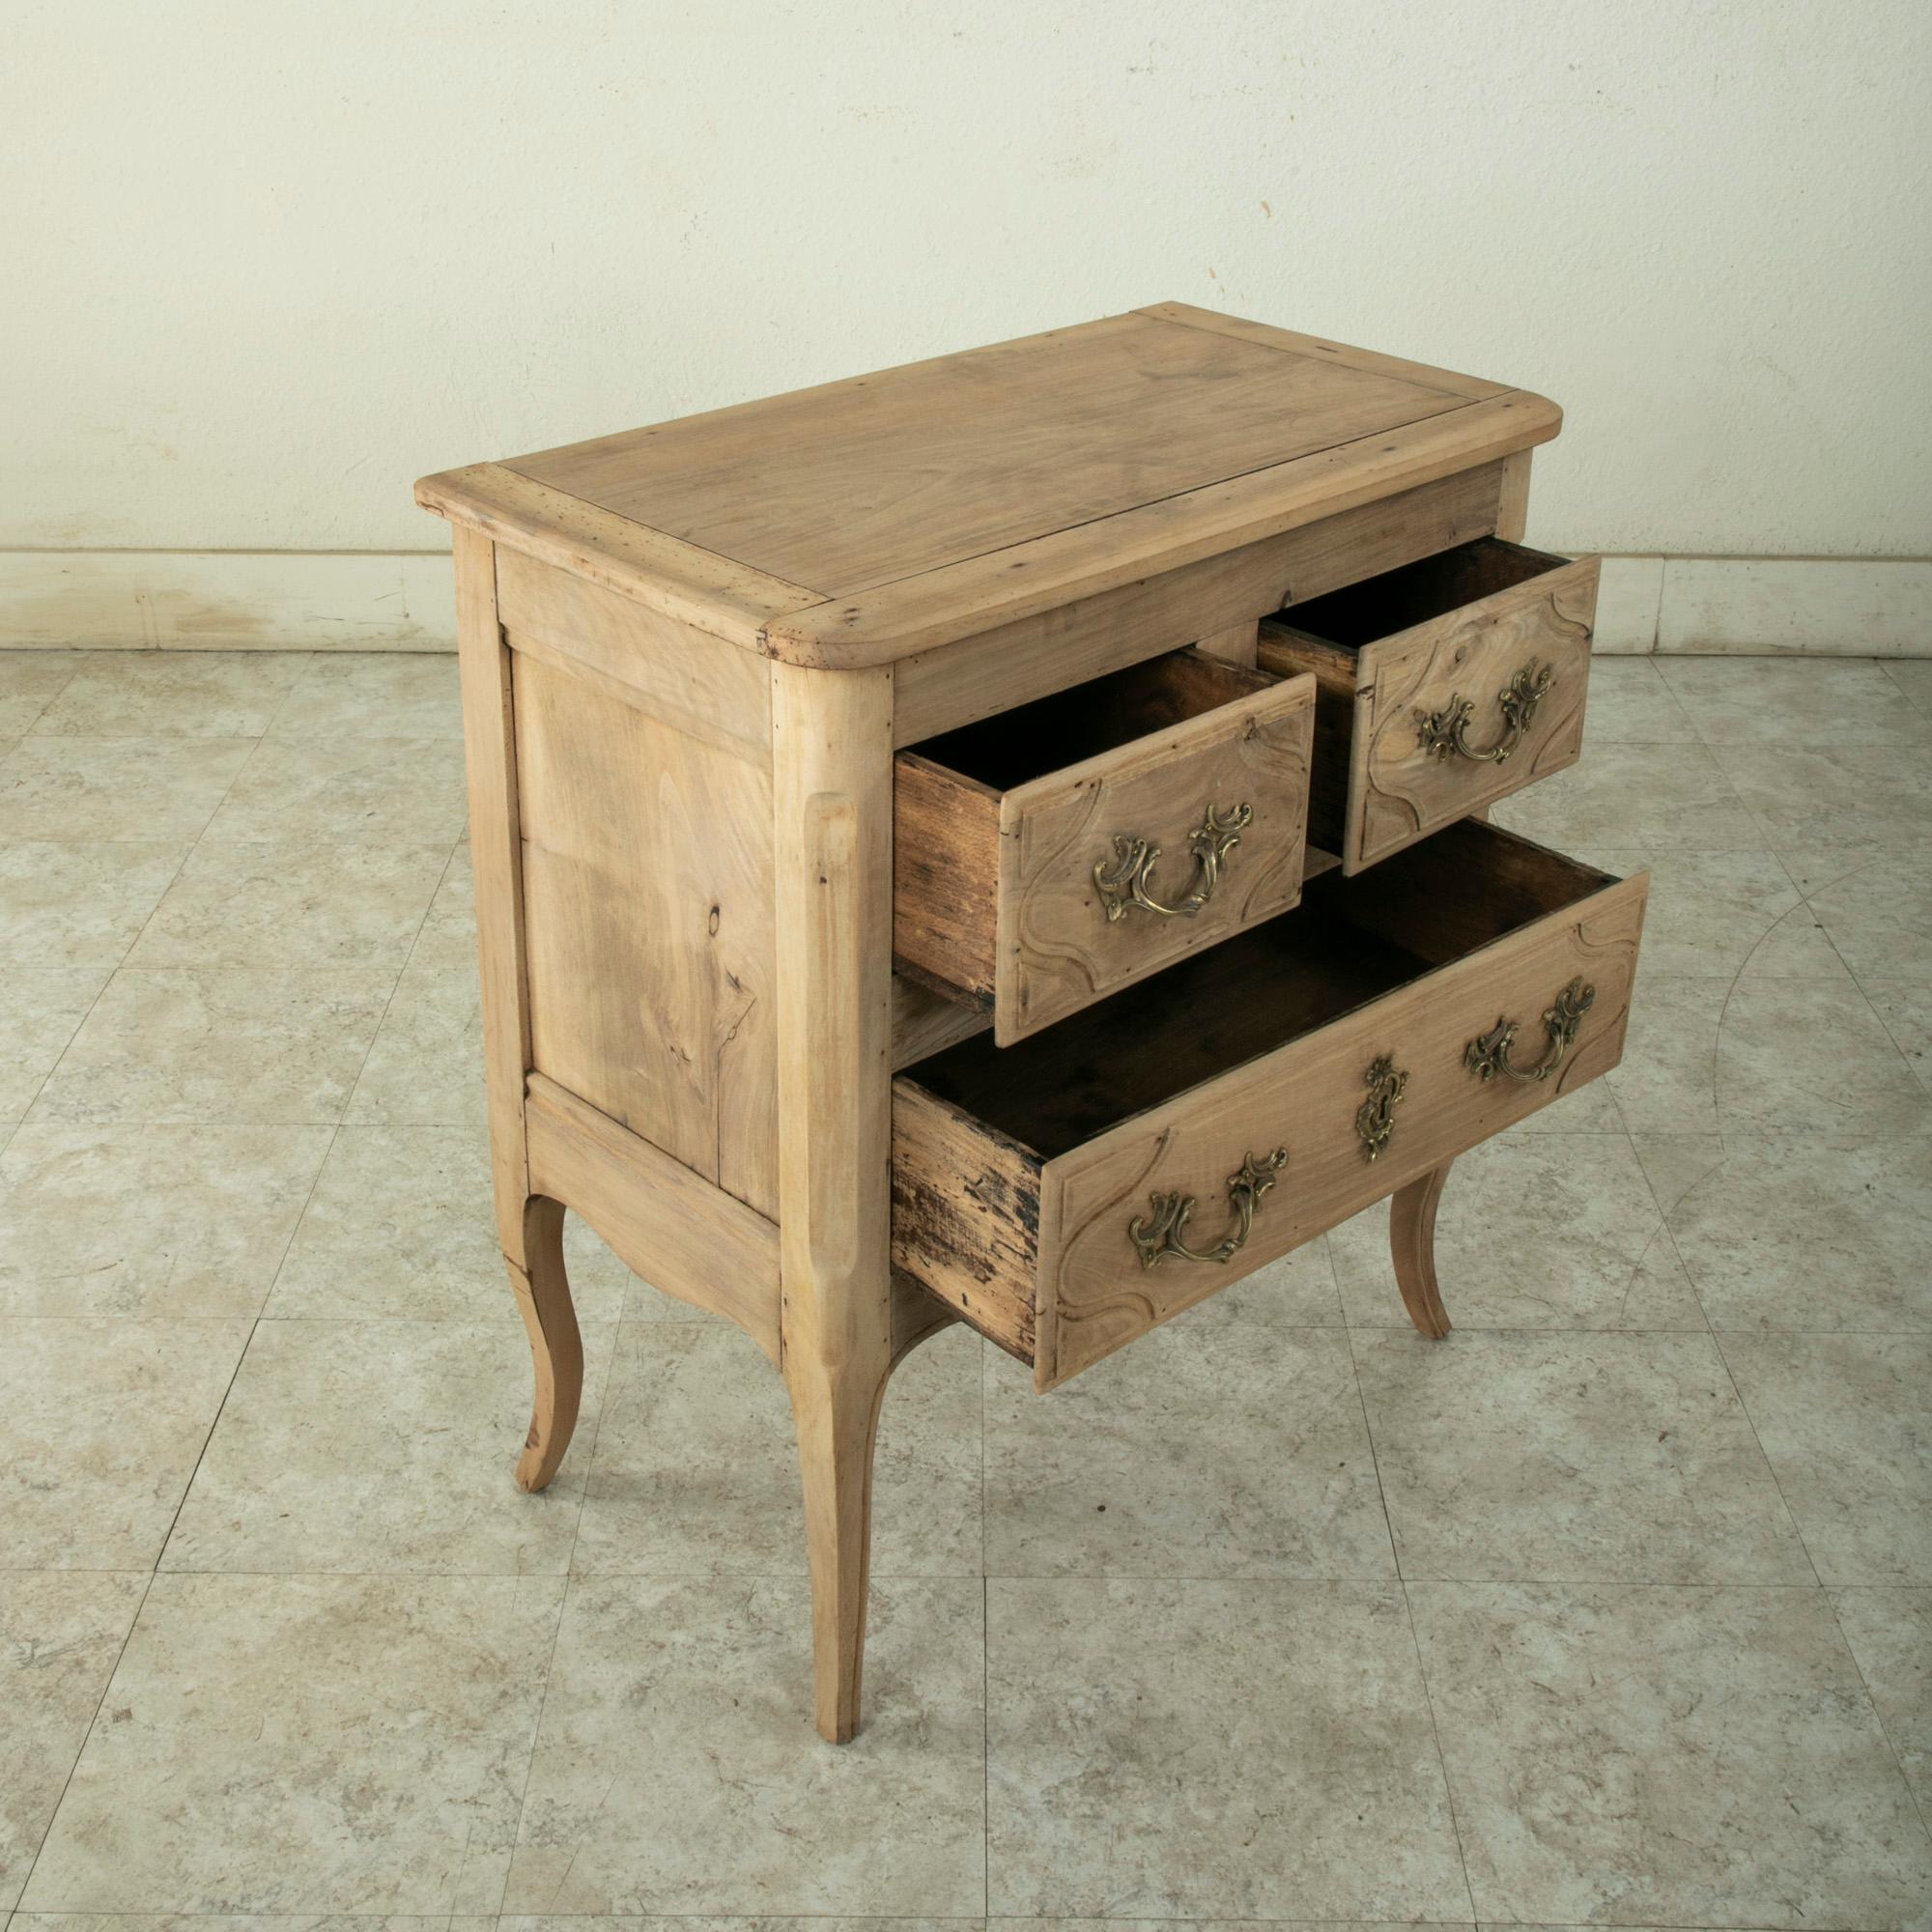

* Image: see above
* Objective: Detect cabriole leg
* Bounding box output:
[508,1193,582,1492]
[1389,1159,1454,1339]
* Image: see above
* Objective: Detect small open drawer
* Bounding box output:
[1259,538,1599,874]
[893,820,1646,1388]
[895,649,1316,1042]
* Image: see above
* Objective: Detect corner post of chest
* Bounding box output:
[770,656,897,1743]
[1496,448,1533,543]
[451,526,583,1493]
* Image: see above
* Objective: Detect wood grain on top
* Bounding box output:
[418,305,1562,663]
[500,310,1473,594]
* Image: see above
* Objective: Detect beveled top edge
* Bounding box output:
[414,461,827,649]
[761,388,1564,668]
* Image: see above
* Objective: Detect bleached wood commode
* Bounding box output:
[417,304,1646,1742]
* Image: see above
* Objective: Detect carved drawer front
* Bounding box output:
[895,648,1317,1043]
[893,820,1647,1389]
[1259,538,1599,875]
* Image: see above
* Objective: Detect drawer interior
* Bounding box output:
[1277,536,1572,654]
[900,821,1617,1158]
[904,647,1271,791]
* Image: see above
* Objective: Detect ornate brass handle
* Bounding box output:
[1465,978,1596,1084]
[1094,803,1252,923]
[1129,1147,1288,1268]
[1355,1054,1407,1161]
[1417,661,1554,765]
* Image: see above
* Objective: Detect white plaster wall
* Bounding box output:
[4,0,1928,559]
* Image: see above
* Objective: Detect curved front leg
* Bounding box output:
[1388,1160,1453,1339]
[508,1193,582,1492]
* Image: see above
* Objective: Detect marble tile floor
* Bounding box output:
[1,647,1930,1929]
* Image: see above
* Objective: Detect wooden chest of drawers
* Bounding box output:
[417,302,1645,1741]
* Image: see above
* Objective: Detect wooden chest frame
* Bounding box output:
[418,303,1613,1742]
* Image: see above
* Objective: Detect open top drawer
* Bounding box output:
[895,648,1316,1041]
[1260,538,1599,874]
[893,820,1646,1388]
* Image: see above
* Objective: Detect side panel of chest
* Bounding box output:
[502,563,779,1220]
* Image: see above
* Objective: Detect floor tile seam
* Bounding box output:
[6,1115,392,1133]
[142,1292,280,1584]
[0,1565,163,1577]
[185,831,467,853]
[10,767,227,1135]
[1878,657,1932,720]
[1623,1142,1718,1339]
[1394,1577,1481,1925]
[396,838,469,976]
[0,1916,1048,1927]
[1596,1069,1635,1141]
[254,654,328,738]
[230,1112,345,1326]
[1285,1318,1925,1339]
[1339,1323,1403,1582]
[142,979,354,1572]
[1603,1126,1710,1333]
[1763,849,1932,1094]
[488,1563,574,1919]
[1703,1328,1825,1590]
[24,1565,1860,1589]
[554,1305,631,1575]
[980,1575,992,1918]
[13,1199,278,1907]
[1605,659,1700,742]
[1821,1587,1932,1849]
[1765,848,1922,1009]
[8,1563,160,1920]
[332,859,449,1125]
[1697,881,1929,1141]
[73,965,420,979]
[64,1310,1914,1338]
[497,1127,676,1916]
[0,1916,1606,1931]
[5,650,94,737]
[1654,665,1932,753]
[1312,1220,1350,1331]
[20,1920,1736,1931]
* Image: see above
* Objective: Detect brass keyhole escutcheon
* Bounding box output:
[1355,1054,1407,1162]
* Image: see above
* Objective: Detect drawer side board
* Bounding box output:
[892,1081,1042,1365]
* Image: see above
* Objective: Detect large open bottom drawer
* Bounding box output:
[893,819,1647,1388]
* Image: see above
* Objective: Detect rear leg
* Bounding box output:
[508,1193,582,1492]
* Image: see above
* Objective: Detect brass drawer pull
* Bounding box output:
[1129,1146,1288,1268]
[1355,1054,1407,1161]
[1418,660,1553,765]
[1095,802,1252,922]
[1465,977,1596,1084]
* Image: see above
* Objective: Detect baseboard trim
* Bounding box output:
[2,549,1928,656]
[0,551,457,651]
[1592,554,1932,655]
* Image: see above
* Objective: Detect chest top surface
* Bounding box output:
[417,302,1560,665]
